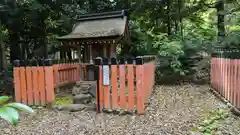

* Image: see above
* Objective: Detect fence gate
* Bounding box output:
[94,56,155,115]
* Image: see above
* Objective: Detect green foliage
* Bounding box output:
[191,108,229,135]
[0,96,34,126]
[223,31,240,48]
[0,24,9,42]
[129,18,215,82]
[148,31,186,75]
[128,20,149,56]
[127,0,240,83]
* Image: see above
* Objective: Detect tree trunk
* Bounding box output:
[167,0,172,36]
[9,32,21,62]
[124,0,129,9]
[216,0,225,43]
[0,21,7,71]
[39,21,47,59]
[26,42,31,59]
[7,0,21,63]
[179,0,184,40]
[89,0,98,12]
[21,42,26,60]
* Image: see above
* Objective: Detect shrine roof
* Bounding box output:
[57,10,129,40]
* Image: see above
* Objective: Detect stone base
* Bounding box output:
[53,81,97,112]
[53,104,96,112]
[72,81,96,97]
[73,94,92,104]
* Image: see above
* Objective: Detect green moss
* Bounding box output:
[190,127,200,132]
[54,96,73,105]
[195,108,229,135]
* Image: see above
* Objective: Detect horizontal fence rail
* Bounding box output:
[94,56,156,115]
[211,50,240,109]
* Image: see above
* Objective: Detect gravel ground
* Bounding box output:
[0,84,238,135]
[216,113,240,135]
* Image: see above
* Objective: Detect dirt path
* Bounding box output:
[0,85,236,135]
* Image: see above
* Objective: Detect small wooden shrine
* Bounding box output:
[57,10,130,64]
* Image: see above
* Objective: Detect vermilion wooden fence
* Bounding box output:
[13,59,55,106]
[211,50,240,108]
[13,55,155,113]
[94,56,155,115]
[13,59,84,106]
[53,63,87,87]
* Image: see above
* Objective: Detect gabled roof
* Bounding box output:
[57,10,129,40]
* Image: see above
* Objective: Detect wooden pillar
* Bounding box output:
[89,45,93,64]
[71,49,74,59]
[110,44,116,57]
[84,45,88,63]
[103,44,107,57]
[77,46,82,81]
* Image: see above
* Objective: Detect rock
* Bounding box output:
[53,104,96,112]
[4,128,11,134]
[72,85,90,96]
[75,81,82,86]
[76,81,91,87]
[214,131,222,135]
[54,104,88,112]
[85,103,96,111]
[89,82,96,97]
[73,94,92,104]
[230,106,240,116]
[72,81,96,97]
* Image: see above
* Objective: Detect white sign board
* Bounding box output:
[103,65,110,85]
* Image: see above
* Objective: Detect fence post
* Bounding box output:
[126,57,134,111]
[102,57,110,109]
[13,60,21,103]
[220,51,223,96]
[53,59,59,88]
[119,57,126,110]
[212,55,215,89]
[38,59,46,105]
[135,57,144,115]
[142,57,148,102]
[222,53,226,97]
[230,53,233,103]
[31,59,40,106]
[44,59,55,108]
[19,60,27,104]
[227,52,231,101]
[216,54,220,94]
[94,57,103,113]
[111,57,118,110]
[26,59,33,105]
[233,56,237,106]
[237,57,240,109]
[152,56,155,86]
